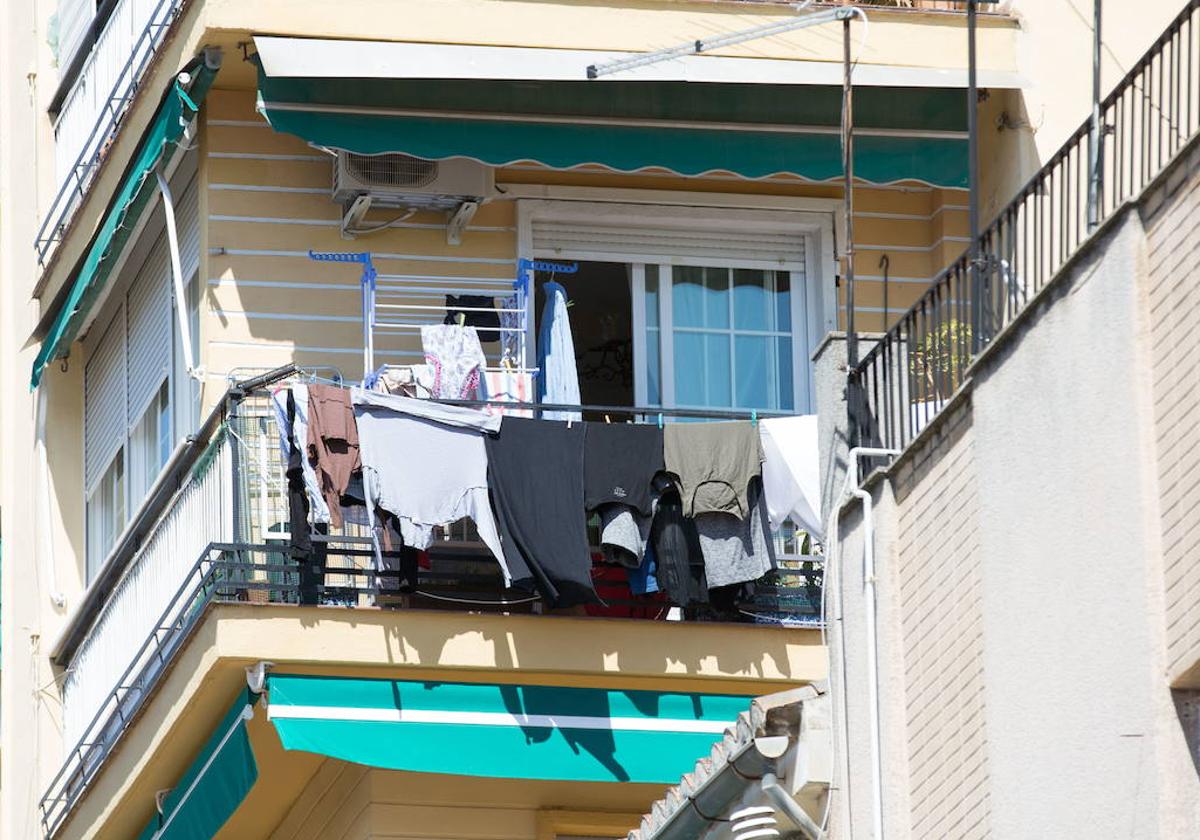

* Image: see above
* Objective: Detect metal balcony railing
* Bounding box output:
[37,0,188,267]
[39,372,823,839]
[850,0,1200,453]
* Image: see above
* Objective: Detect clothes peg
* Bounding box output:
[657,413,664,430]
[751,409,758,427]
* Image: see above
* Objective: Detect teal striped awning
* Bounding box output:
[135,689,259,840]
[266,674,749,784]
[30,60,217,390]
[256,64,970,188]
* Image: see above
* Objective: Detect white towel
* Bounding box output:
[760,415,823,541]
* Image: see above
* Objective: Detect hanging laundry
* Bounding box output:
[421,324,488,400]
[648,483,709,607]
[443,294,501,343]
[537,281,581,421]
[306,384,362,529]
[664,421,763,518]
[485,417,597,608]
[583,422,664,516]
[271,384,330,525]
[695,478,777,589]
[597,504,653,569]
[626,539,660,596]
[351,388,511,583]
[760,415,824,541]
[586,559,668,620]
[499,293,522,366]
[483,369,534,418]
[370,365,435,399]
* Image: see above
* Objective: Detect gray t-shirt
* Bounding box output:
[598,503,653,568]
[664,421,763,518]
[695,480,776,589]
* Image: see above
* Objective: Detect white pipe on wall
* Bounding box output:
[36,384,67,609]
[154,166,199,378]
[832,446,898,840]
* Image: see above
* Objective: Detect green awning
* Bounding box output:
[30,60,218,390]
[135,689,260,840]
[266,674,749,784]
[256,68,969,189]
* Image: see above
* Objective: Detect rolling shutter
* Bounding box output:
[528,203,807,270]
[176,175,201,282]
[84,306,126,492]
[56,0,96,72]
[125,237,172,426]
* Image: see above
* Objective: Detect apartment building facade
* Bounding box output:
[0,1,1189,839]
[824,3,1200,838]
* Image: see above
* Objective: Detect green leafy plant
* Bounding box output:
[910,318,973,399]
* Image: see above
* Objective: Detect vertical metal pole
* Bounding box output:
[967,0,982,352]
[843,17,857,369]
[1088,0,1103,229]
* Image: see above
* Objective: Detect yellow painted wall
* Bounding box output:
[200,87,970,399]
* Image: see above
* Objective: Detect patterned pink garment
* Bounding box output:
[420,324,488,399]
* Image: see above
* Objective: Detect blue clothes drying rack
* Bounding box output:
[308,251,577,382]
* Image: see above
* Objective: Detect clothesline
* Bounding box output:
[243,361,793,424]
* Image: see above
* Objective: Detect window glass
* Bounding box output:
[130,381,170,504]
[644,265,661,405]
[662,267,793,411]
[86,450,125,580]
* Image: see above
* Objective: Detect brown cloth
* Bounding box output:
[663,421,762,518]
[306,385,361,528]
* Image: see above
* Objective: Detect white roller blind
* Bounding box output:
[528,202,807,270]
[56,0,96,71]
[176,175,200,282]
[125,237,172,426]
[84,305,126,492]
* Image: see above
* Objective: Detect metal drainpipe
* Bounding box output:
[836,446,899,840]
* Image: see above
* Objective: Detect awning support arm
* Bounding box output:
[154,167,201,380]
[585,2,859,79]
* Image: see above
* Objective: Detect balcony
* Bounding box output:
[41,371,823,838]
[41,0,189,266]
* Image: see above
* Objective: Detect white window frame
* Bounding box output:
[80,160,200,577]
[517,196,837,413]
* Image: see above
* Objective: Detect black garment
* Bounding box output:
[377,510,420,593]
[284,390,323,604]
[648,479,708,607]
[485,418,598,608]
[444,294,501,342]
[583,422,664,515]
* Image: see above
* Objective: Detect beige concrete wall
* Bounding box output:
[0,2,88,839]
[1009,0,1189,166]
[1141,140,1200,688]
[831,151,1200,837]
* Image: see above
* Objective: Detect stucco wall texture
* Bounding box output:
[832,141,1200,838]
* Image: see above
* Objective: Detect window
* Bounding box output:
[647,264,796,412]
[82,168,200,578]
[522,199,832,416]
[129,381,171,504]
[86,451,125,579]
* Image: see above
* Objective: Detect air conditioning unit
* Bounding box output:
[332,152,494,209]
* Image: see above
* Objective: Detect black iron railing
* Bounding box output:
[850,0,1200,452]
[35,0,188,266]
